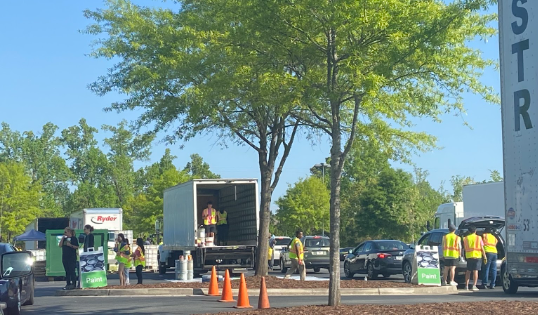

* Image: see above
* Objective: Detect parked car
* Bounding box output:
[340,247,353,261]
[344,240,409,279]
[401,216,505,285]
[280,235,330,273]
[0,247,34,315]
[271,236,291,269]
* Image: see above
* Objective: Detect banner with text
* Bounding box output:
[411,245,441,286]
[79,248,108,289]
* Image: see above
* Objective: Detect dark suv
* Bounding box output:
[402,216,505,284]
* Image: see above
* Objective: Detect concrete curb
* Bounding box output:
[56,286,457,297]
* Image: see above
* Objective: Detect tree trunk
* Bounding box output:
[255,165,272,276]
[328,133,342,306]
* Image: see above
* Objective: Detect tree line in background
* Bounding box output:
[0,119,219,241]
[272,137,502,245]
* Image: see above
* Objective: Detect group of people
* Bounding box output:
[201,201,229,246]
[114,234,146,286]
[59,224,95,290]
[60,225,147,290]
[442,224,498,291]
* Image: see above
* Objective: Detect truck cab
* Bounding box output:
[434,202,464,229]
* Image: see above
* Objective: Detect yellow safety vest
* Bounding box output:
[217,211,228,225]
[289,238,304,260]
[204,208,217,225]
[443,233,460,259]
[116,244,132,268]
[134,249,146,267]
[482,233,498,254]
[464,234,482,259]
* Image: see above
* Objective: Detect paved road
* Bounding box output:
[22,282,538,315]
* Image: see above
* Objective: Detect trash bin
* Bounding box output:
[46,229,109,277]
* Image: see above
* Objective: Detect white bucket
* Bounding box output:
[197,229,206,239]
[205,236,214,247]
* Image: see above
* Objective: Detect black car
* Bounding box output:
[344,240,409,279]
[401,216,505,284]
[0,245,34,315]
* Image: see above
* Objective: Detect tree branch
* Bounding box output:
[339,95,361,171]
[271,120,299,191]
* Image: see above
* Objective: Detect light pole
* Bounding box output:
[314,162,330,183]
[313,163,330,236]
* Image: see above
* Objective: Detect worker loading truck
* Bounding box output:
[158,179,259,276]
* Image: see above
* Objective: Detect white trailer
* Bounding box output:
[158,179,259,275]
[498,0,538,293]
[434,182,505,229]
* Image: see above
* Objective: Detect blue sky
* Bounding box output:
[0,1,502,210]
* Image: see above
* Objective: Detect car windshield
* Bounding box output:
[374,241,408,251]
[305,238,330,247]
[274,238,291,246]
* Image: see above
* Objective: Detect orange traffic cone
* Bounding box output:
[219,269,235,303]
[234,273,252,309]
[207,266,220,296]
[257,276,270,309]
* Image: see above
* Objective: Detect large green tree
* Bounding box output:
[84,0,301,276]
[236,0,497,304]
[275,176,330,236]
[62,119,117,213]
[0,162,42,241]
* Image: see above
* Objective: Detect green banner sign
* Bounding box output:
[81,270,107,288]
[417,267,441,285]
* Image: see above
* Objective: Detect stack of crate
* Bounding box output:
[144,245,159,272]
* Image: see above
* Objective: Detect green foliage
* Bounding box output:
[0,119,221,238]
[183,154,220,179]
[0,162,42,241]
[275,176,330,236]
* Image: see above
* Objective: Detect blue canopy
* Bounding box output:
[13,229,46,241]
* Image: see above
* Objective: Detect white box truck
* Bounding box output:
[434,182,505,229]
[158,179,259,276]
[69,208,124,263]
[498,0,538,293]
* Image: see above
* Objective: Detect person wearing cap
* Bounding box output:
[482,227,498,289]
[442,224,460,286]
[464,225,487,291]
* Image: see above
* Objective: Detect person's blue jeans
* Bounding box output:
[482,252,497,288]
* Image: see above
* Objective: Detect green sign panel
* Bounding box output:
[417,267,441,285]
[81,271,108,288]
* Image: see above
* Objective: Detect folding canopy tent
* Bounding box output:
[13,229,47,242]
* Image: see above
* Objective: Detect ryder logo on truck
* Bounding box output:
[91,216,118,224]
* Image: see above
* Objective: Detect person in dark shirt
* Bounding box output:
[83,224,95,252]
[59,227,79,290]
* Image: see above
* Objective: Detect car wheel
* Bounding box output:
[313,267,321,273]
[403,262,412,283]
[22,279,35,306]
[344,262,355,279]
[280,259,287,273]
[502,266,519,294]
[7,286,22,315]
[367,263,378,280]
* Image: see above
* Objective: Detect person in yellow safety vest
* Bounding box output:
[464,225,487,291]
[202,201,217,240]
[217,208,229,246]
[482,227,499,289]
[131,238,146,285]
[285,230,306,281]
[442,224,461,286]
[114,233,131,286]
